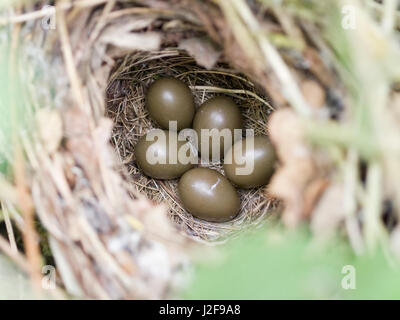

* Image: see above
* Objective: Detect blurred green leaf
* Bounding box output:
[185,227,400,299]
[0,30,34,176]
[0,43,13,175]
[0,158,9,175]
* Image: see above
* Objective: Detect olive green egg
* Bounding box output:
[146,77,195,130]
[134,129,196,179]
[223,135,276,189]
[178,167,240,222]
[193,96,243,161]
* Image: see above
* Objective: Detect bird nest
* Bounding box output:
[106,51,279,243]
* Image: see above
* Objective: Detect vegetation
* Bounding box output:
[0,0,400,299]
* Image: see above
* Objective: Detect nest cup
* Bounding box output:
[107,50,279,242]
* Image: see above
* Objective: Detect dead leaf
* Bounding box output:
[268,108,325,227]
[301,79,326,109]
[269,165,307,227]
[179,37,221,70]
[36,108,63,154]
[104,17,156,34]
[303,47,335,87]
[310,183,346,239]
[101,32,161,51]
[162,19,185,30]
[100,18,161,51]
[269,107,310,163]
[303,178,330,217]
[93,118,114,167]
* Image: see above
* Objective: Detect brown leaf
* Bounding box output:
[303,47,335,87]
[100,18,161,51]
[178,37,221,70]
[301,79,326,109]
[36,108,63,154]
[268,108,322,227]
[101,32,161,51]
[268,108,310,163]
[310,183,346,239]
[303,178,330,217]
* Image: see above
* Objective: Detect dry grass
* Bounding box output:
[106,50,280,242]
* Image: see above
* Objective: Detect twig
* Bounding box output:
[3,201,25,233]
[104,7,178,21]
[0,235,30,273]
[89,0,116,43]
[0,6,56,25]
[230,0,312,117]
[366,0,400,30]
[9,13,42,292]
[14,145,42,291]
[1,203,17,252]
[190,85,274,110]
[56,3,85,108]
[381,0,397,33]
[218,0,266,70]
[343,149,364,255]
[0,0,108,25]
[178,70,255,87]
[363,162,384,252]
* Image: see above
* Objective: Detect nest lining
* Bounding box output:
[106,50,279,242]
